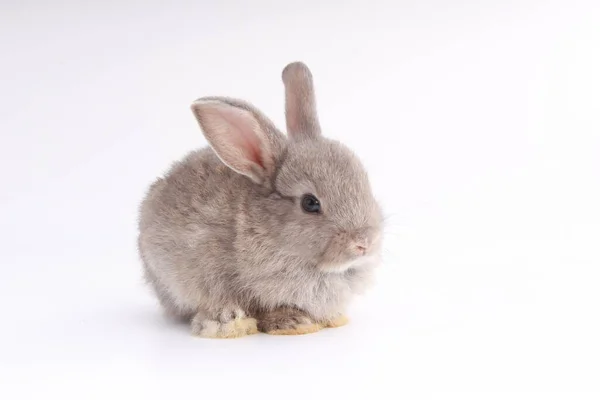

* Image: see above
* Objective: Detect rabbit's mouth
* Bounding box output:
[318,253,380,274]
[316,228,382,273]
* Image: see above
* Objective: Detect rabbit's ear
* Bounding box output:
[282,62,321,140]
[191,98,278,184]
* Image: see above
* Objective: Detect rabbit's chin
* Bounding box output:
[318,253,380,274]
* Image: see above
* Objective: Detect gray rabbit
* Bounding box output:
[137,62,383,338]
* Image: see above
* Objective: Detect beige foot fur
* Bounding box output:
[192,308,258,339]
[320,315,349,329]
[192,317,258,338]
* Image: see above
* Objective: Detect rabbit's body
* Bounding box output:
[138,63,382,338]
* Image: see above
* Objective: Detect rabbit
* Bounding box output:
[137,61,383,338]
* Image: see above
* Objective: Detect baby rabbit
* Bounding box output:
[137,62,383,338]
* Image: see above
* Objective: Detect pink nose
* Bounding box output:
[352,241,369,255]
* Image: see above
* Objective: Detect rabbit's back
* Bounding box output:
[137,147,249,316]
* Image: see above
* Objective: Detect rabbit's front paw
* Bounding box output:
[191,309,258,339]
[257,307,321,336]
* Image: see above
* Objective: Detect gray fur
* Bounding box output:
[137,62,383,334]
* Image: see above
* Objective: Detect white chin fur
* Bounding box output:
[321,254,379,274]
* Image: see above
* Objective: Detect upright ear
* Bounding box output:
[190,97,281,185]
[282,62,322,140]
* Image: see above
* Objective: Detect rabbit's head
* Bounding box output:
[191,62,382,273]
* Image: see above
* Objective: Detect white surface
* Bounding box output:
[1,0,599,398]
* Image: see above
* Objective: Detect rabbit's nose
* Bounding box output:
[351,239,369,256]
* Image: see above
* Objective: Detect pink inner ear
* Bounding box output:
[193,99,274,181]
[220,106,265,168]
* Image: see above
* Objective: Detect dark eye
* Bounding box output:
[301,194,321,214]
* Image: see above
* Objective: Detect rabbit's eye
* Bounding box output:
[301,194,321,214]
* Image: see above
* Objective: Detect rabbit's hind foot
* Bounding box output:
[257,307,322,336]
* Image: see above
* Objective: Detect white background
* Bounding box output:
[1,0,599,398]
